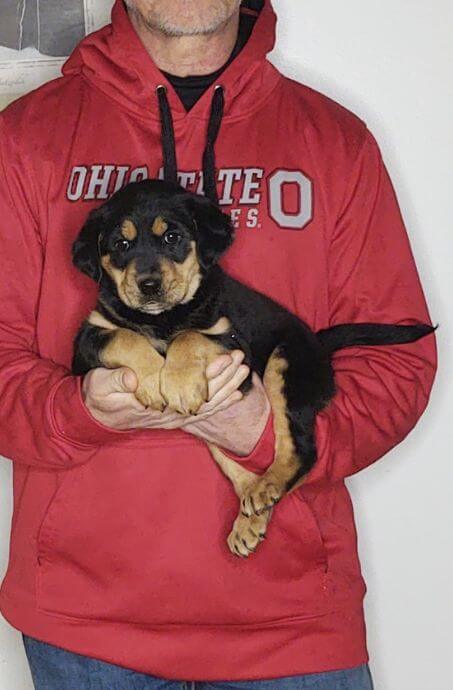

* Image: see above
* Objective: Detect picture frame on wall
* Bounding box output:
[0,0,114,109]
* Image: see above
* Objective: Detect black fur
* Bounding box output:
[72,179,435,484]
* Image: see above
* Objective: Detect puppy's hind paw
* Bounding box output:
[227,512,270,558]
[241,477,283,517]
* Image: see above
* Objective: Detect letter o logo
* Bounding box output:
[268,170,313,230]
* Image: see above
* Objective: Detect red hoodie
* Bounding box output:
[0,0,436,681]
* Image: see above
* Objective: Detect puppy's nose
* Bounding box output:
[138,275,161,296]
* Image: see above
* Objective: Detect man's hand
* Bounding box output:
[183,371,270,456]
[82,350,271,453]
[82,367,184,430]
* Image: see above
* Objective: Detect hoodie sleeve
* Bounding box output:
[305,130,437,486]
[0,117,132,469]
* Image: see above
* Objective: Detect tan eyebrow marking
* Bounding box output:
[121,220,137,241]
[151,216,168,237]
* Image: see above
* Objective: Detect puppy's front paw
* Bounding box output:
[160,365,208,415]
[227,511,270,558]
[136,373,166,412]
[241,476,284,517]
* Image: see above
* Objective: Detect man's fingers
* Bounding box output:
[204,390,243,415]
[210,364,249,406]
[202,363,249,412]
[113,367,138,393]
[230,350,246,367]
[135,407,182,427]
[97,367,138,395]
[206,354,233,379]
[85,367,143,410]
[206,350,245,381]
[184,391,243,425]
[207,350,246,399]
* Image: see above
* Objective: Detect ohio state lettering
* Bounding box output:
[66,164,313,231]
[67,165,149,201]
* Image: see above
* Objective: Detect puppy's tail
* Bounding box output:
[316,322,436,354]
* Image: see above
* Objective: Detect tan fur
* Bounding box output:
[209,444,271,557]
[101,256,144,311]
[159,241,202,307]
[87,310,117,331]
[100,328,166,410]
[121,220,137,241]
[240,349,300,517]
[263,352,298,469]
[160,331,226,415]
[200,317,231,336]
[151,216,168,237]
[209,349,302,555]
[227,511,271,557]
[101,254,122,285]
[209,444,256,496]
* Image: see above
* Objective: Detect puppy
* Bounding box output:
[72,179,434,557]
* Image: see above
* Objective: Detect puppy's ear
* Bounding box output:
[72,206,106,282]
[188,195,234,270]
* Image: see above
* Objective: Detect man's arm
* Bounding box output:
[0,117,145,469]
[306,131,437,485]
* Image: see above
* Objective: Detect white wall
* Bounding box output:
[1,1,452,688]
[271,1,453,689]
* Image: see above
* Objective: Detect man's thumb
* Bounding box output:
[110,367,137,393]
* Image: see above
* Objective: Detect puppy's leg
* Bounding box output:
[100,326,166,411]
[241,347,320,517]
[209,445,271,558]
[160,331,227,415]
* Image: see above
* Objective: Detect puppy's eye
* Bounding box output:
[163,231,181,246]
[113,239,130,252]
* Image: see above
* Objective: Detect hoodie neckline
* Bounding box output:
[63,0,279,124]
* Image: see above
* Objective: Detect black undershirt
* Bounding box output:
[162,11,257,112]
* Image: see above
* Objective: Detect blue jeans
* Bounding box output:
[23,636,374,690]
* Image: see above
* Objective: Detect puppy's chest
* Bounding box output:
[139,330,169,356]
[108,308,250,361]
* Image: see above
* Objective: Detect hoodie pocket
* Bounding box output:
[36,441,330,626]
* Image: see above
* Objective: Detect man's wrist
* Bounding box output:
[48,376,131,446]
[220,412,275,474]
[184,396,271,456]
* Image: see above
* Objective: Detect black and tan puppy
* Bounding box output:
[72,179,434,557]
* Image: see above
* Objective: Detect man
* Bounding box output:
[0,1,436,688]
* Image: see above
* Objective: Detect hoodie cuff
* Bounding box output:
[47,375,133,447]
[220,413,275,475]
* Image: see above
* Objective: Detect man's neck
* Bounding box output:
[128,9,241,77]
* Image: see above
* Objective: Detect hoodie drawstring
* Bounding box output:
[156,85,225,205]
[157,85,178,185]
[202,85,225,205]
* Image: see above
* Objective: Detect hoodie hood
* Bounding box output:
[63,0,279,122]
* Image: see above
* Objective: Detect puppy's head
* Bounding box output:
[72,180,233,314]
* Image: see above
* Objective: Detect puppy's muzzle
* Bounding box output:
[138,274,161,297]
